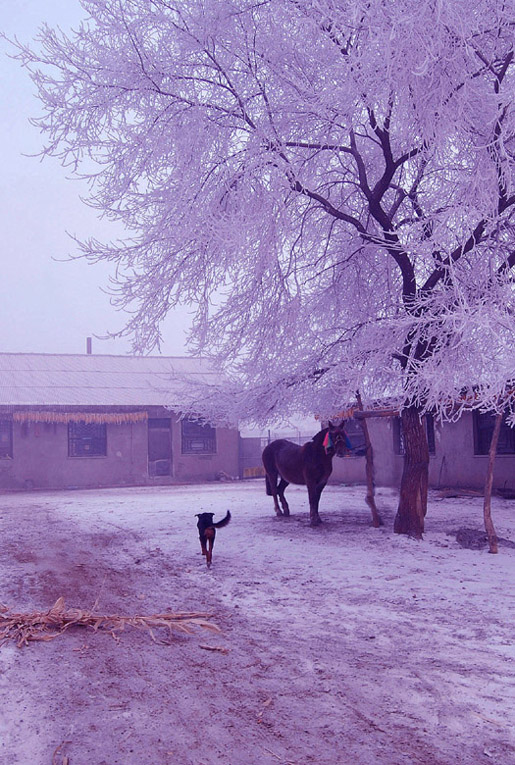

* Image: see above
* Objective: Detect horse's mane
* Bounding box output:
[312,428,328,447]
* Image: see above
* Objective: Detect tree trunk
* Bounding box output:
[483,412,501,554]
[355,391,383,527]
[394,406,429,538]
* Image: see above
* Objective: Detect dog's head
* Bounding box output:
[196,512,215,524]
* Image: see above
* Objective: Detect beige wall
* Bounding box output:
[0,419,149,490]
[0,414,240,491]
[2,408,511,492]
[429,412,514,490]
[329,413,514,491]
[170,420,239,482]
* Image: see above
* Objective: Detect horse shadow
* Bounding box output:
[261,503,395,540]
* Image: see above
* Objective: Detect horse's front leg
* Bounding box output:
[307,484,321,526]
[307,481,327,526]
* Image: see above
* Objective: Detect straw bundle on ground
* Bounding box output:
[0,597,220,648]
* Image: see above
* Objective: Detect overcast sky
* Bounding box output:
[0,0,192,357]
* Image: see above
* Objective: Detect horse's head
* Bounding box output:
[324,420,351,458]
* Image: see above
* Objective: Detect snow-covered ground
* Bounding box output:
[0,481,513,764]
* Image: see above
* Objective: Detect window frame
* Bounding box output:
[342,417,367,457]
[68,421,107,458]
[473,411,515,456]
[0,419,13,459]
[181,418,217,455]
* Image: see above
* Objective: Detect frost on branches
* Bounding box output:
[14,0,514,535]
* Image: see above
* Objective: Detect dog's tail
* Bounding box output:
[213,510,231,528]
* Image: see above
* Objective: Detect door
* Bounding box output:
[148,418,172,476]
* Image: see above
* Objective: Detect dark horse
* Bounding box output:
[262,422,350,526]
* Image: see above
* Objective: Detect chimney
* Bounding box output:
[86,337,93,355]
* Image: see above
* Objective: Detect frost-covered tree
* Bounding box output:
[14,0,515,536]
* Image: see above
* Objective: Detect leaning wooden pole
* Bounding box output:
[356,392,383,527]
[483,412,502,554]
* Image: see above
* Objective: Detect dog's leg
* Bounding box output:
[205,527,215,567]
[199,532,211,556]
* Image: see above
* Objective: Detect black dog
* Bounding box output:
[195,511,231,567]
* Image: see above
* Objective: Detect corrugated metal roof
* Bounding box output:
[0,353,217,407]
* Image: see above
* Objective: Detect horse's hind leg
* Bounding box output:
[264,469,283,516]
[277,478,290,516]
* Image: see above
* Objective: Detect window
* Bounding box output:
[343,418,367,456]
[0,420,13,459]
[474,411,515,455]
[393,414,435,456]
[181,418,216,454]
[68,421,107,457]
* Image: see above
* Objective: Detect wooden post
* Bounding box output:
[483,412,501,554]
[355,392,383,527]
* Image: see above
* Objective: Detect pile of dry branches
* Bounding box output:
[0,597,220,648]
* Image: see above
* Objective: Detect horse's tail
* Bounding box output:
[265,475,273,495]
[213,510,231,528]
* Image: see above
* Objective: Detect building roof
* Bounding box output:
[0,353,217,408]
